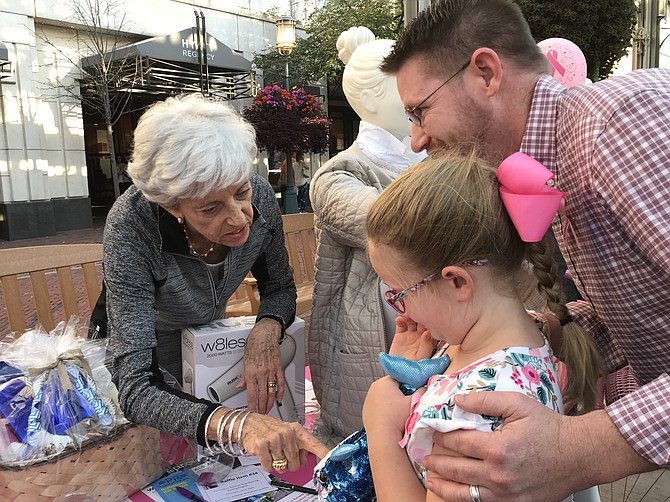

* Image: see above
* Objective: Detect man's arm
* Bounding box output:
[606,374,670,466]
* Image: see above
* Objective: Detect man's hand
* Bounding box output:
[421,391,654,501]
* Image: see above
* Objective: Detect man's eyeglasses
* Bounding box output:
[383,259,489,314]
[404,60,470,126]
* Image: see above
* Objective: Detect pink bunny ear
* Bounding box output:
[497,152,566,242]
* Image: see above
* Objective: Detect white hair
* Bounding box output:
[127,93,257,208]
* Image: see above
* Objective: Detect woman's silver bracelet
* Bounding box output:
[224,411,243,456]
[216,408,241,448]
[236,411,251,456]
[203,405,224,453]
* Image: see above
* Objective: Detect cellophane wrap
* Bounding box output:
[0,317,128,468]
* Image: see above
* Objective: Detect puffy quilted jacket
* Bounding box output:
[309,143,406,440]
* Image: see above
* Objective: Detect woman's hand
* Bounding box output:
[240,413,330,472]
[389,316,437,361]
[241,318,284,414]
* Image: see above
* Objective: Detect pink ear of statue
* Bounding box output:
[537,37,587,88]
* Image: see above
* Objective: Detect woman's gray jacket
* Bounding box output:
[102,174,296,445]
[309,143,401,441]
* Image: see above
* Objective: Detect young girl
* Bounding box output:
[363,151,600,501]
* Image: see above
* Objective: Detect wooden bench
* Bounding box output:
[0,244,104,334]
[0,213,316,335]
[223,277,261,317]
[225,213,316,317]
[282,212,316,316]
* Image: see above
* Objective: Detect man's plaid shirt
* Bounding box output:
[521,71,670,466]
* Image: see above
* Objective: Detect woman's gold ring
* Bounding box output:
[271,457,288,470]
[267,380,278,393]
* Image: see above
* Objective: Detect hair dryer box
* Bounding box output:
[181,316,305,423]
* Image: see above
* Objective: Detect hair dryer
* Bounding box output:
[207,335,298,422]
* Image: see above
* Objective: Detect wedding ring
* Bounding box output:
[271,457,288,470]
[469,484,483,502]
[267,380,278,393]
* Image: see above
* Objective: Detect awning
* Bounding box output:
[80,28,255,100]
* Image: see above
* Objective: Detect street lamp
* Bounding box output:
[276,16,296,54]
[276,16,297,88]
[276,16,298,214]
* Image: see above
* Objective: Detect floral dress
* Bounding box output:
[400,338,562,480]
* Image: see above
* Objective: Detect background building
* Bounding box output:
[0,0,317,240]
[2,0,667,240]
[619,0,670,71]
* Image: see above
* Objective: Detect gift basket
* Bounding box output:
[0,317,164,500]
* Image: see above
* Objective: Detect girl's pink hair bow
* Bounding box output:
[497,152,566,242]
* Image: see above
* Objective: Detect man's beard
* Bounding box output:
[428,95,496,162]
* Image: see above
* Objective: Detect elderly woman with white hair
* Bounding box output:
[94,93,327,471]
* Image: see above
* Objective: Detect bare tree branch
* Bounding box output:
[37,0,140,199]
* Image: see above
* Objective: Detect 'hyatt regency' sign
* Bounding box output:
[181,37,216,62]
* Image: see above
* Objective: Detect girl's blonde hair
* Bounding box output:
[366,150,600,412]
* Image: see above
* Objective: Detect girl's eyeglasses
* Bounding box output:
[383,259,489,314]
[384,273,437,314]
